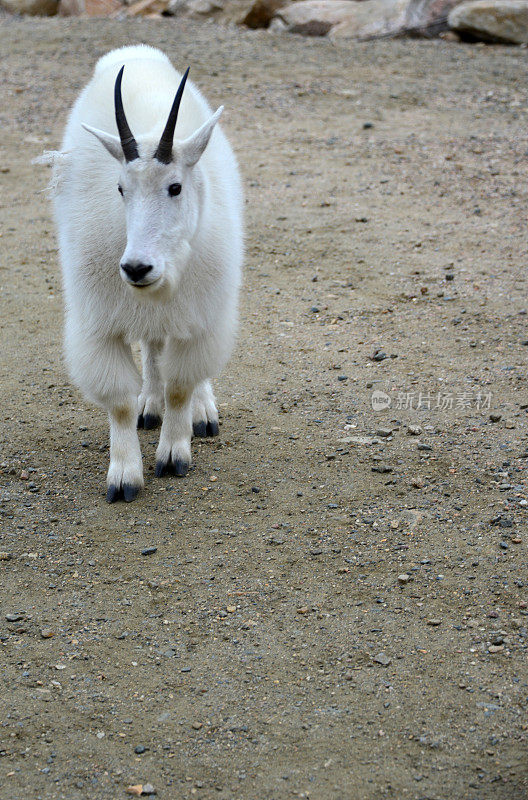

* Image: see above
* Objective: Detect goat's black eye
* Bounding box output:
[118,185,123,196]
[168,183,182,197]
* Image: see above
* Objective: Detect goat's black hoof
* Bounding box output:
[106,484,121,503]
[106,482,141,503]
[138,413,161,430]
[155,460,168,478]
[155,458,189,478]
[123,483,140,502]
[173,458,189,477]
[193,420,207,438]
[206,420,219,437]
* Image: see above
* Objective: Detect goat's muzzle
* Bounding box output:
[120,261,154,286]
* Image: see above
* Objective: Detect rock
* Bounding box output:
[57,0,84,15]
[241,0,288,27]
[285,0,466,38]
[407,424,422,436]
[276,0,357,35]
[5,613,24,622]
[398,573,411,584]
[329,0,409,38]
[376,427,393,437]
[187,0,222,13]
[373,651,391,666]
[488,643,504,653]
[40,628,54,638]
[449,0,528,42]
[0,0,58,13]
[405,0,467,34]
[165,0,223,15]
[489,412,502,422]
[427,618,442,626]
[141,547,157,556]
[123,0,171,14]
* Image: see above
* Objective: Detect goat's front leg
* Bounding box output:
[107,400,143,502]
[66,328,143,502]
[137,340,164,430]
[155,382,193,477]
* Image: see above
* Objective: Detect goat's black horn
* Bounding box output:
[114,66,139,163]
[154,67,190,165]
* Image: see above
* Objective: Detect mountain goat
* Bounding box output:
[47,45,243,502]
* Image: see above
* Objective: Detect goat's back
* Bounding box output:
[64,45,221,152]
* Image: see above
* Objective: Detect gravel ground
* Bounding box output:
[0,17,527,800]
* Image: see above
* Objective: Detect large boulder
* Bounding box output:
[165,0,223,14]
[270,0,468,36]
[0,0,58,12]
[405,0,467,33]
[276,0,372,34]
[329,0,409,37]
[448,0,528,41]
[58,0,84,13]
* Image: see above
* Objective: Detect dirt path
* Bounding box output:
[0,18,527,800]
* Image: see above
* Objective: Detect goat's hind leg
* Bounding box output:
[192,380,219,438]
[155,383,193,478]
[137,340,164,430]
[155,336,225,479]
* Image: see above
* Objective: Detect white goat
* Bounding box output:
[47,45,243,502]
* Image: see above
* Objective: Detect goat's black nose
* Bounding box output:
[121,262,153,283]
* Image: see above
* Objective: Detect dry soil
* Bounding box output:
[0,17,527,800]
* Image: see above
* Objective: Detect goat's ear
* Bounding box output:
[82,124,123,162]
[181,107,223,167]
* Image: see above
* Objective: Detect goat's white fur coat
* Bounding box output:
[48,45,243,501]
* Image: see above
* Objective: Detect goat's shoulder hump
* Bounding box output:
[94,45,169,76]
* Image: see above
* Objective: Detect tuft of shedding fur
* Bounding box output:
[45,45,243,502]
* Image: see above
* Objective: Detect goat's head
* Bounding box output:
[83,66,223,294]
